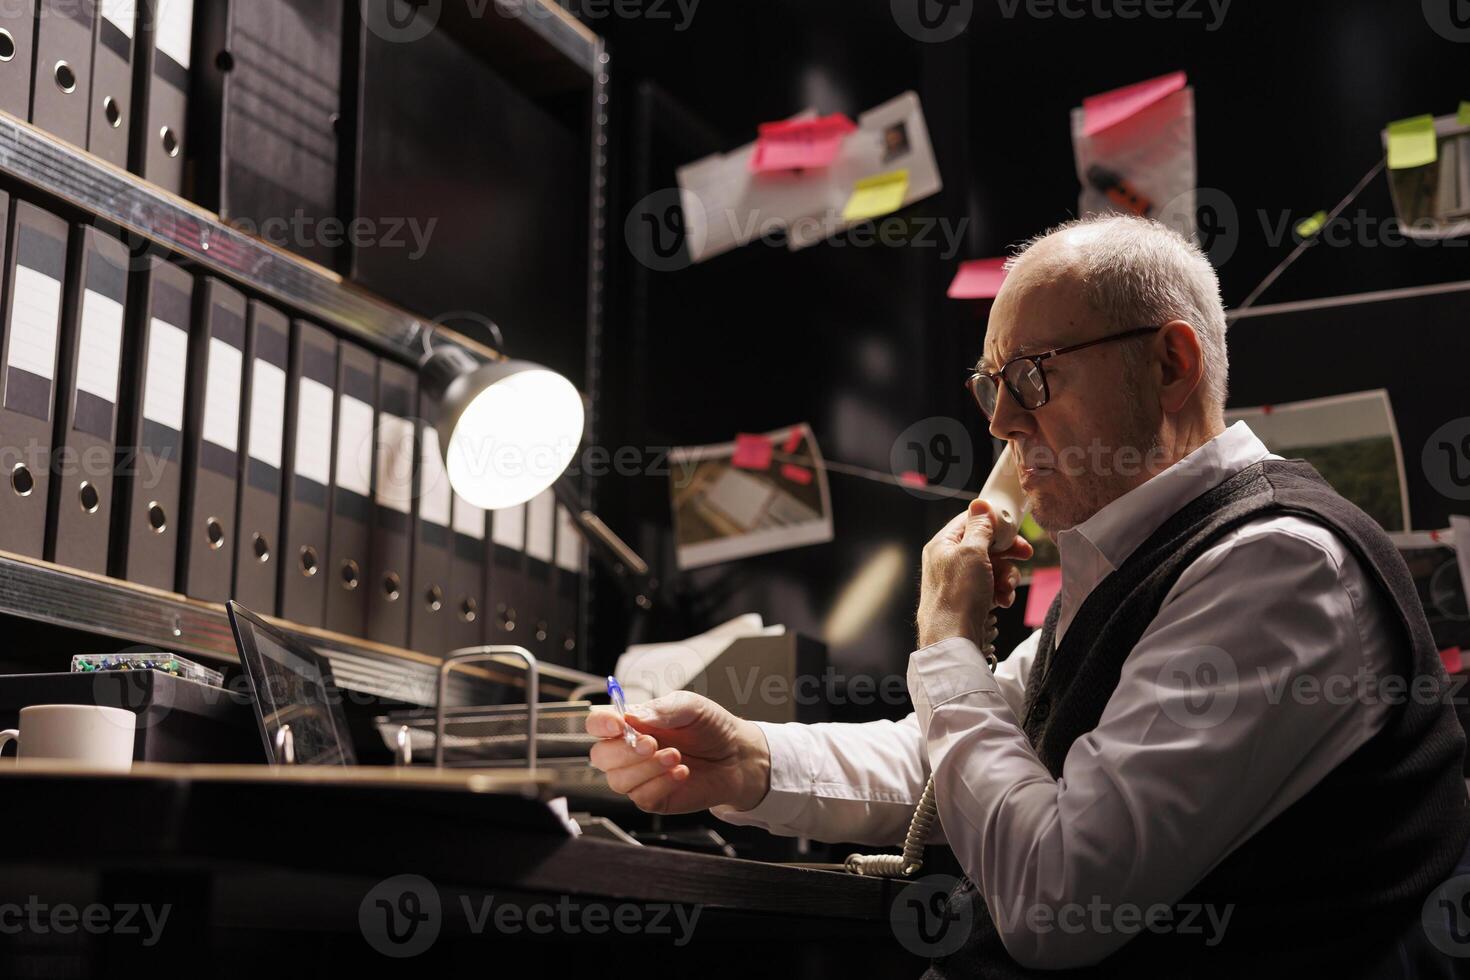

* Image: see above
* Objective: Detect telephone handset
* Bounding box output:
[845,445,1030,877]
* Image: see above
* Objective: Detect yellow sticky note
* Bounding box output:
[842,169,909,222]
[1459,101,1470,127]
[1294,210,1328,238]
[1387,114,1437,170]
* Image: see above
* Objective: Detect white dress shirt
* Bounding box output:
[711,421,1396,969]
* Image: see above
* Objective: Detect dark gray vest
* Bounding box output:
[921,459,1469,978]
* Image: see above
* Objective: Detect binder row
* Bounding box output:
[0,191,587,664]
[1,0,194,192]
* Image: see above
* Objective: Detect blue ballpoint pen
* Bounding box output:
[606,676,639,749]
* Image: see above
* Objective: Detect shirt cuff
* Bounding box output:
[907,635,1006,733]
[708,721,811,829]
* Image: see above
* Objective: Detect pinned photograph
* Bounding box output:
[669,423,834,570]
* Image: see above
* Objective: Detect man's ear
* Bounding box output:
[1155,320,1205,414]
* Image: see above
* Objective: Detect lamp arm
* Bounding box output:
[550,477,659,611]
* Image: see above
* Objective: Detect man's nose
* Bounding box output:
[988,381,1033,442]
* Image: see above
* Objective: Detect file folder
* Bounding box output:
[449,491,487,654]
[134,0,195,192]
[31,0,94,148]
[178,277,245,602]
[488,501,527,643]
[112,254,191,590]
[409,394,452,655]
[0,199,68,559]
[366,359,415,648]
[523,487,556,658]
[278,320,335,627]
[47,225,128,574]
[88,0,137,167]
[231,300,288,615]
[553,503,586,666]
[0,0,37,120]
[195,0,343,269]
[324,340,375,637]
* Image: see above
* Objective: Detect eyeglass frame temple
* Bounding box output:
[967,325,1162,414]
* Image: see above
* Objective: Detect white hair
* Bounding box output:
[1006,214,1230,411]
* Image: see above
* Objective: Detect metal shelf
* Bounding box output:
[0,110,493,367]
[0,2,608,701]
[0,550,599,706]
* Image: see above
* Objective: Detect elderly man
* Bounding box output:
[586,215,1470,975]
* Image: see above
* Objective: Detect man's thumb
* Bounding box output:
[624,691,702,731]
[963,498,995,547]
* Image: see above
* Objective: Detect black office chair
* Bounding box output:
[1370,834,1470,978]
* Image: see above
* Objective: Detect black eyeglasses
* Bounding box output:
[966,326,1160,420]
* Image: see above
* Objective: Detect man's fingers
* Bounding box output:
[586,706,624,739]
[627,765,692,812]
[962,498,996,551]
[588,731,659,771]
[602,747,684,794]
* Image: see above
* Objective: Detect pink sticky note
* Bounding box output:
[947,258,1008,299]
[1023,567,1063,628]
[780,463,813,486]
[749,114,858,173]
[782,428,803,454]
[900,470,928,488]
[1442,647,1464,675]
[1082,71,1186,137]
[733,434,773,470]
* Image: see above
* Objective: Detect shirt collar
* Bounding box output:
[1054,421,1273,575]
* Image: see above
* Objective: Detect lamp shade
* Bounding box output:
[420,347,584,510]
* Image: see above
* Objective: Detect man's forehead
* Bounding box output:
[980,265,1096,365]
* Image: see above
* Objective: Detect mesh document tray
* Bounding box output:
[375,701,598,766]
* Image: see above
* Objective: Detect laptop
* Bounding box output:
[227,601,356,766]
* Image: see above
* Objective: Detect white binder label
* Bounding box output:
[526,488,554,563]
[453,493,486,540]
[201,338,242,452]
[374,413,415,514]
[142,318,187,430]
[334,395,374,496]
[491,502,525,550]
[155,0,194,68]
[7,266,61,381]
[102,0,137,39]
[419,427,451,527]
[294,377,333,485]
[248,360,286,468]
[555,505,584,572]
[75,290,124,404]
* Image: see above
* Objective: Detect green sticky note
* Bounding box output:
[842,169,910,222]
[1295,210,1328,238]
[1387,114,1437,170]
[1459,101,1470,127]
[1020,513,1045,542]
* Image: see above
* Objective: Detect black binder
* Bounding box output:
[523,487,557,658]
[408,393,452,655]
[133,0,194,192]
[47,225,128,574]
[195,0,343,269]
[277,320,335,627]
[112,255,191,590]
[87,0,137,167]
[488,501,527,644]
[177,277,245,602]
[30,0,94,148]
[449,490,487,654]
[366,359,415,648]
[552,503,585,666]
[0,199,68,559]
[231,300,288,614]
[324,340,375,637]
[0,0,37,120]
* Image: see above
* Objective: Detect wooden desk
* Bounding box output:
[0,764,926,977]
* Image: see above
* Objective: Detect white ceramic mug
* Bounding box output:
[0,704,137,770]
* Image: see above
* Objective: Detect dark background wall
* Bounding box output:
[581,0,1470,720]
